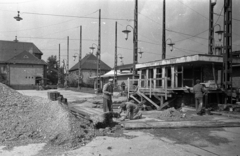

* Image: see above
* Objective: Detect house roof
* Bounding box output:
[136,54,240,69]
[115,63,133,70]
[69,53,111,71]
[0,40,43,63]
[100,70,133,78]
[7,51,46,65]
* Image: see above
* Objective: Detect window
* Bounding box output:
[23,55,29,59]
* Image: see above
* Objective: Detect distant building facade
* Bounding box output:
[0,38,46,89]
[69,53,111,86]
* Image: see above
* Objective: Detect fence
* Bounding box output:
[127,77,168,100]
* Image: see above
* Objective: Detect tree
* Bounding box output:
[46,55,64,85]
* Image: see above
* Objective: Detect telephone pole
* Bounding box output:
[162,0,166,59]
[78,26,82,90]
[223,0,232,91]
[209,0,216,55]
[133,0,138,78]
[66,36,69,86]
[58,44,61,87]
[114,21,118,88]
[96,9,101,93]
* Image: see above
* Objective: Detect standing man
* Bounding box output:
[102,78,114,112]
[192,79,205,115]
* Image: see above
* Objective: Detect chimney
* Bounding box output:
[14,36,18,42]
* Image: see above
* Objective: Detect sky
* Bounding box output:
[0,0,240,69]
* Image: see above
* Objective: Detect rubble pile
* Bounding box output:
[0,83,94,148]
[158,107,184,121]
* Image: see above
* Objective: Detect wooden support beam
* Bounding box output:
[153,68,157,88]
[146,69,149,87]
[171,66,175,88]
[157,97,177,110]
[182,66,184,88]
[162,67,166,88]
[174,66,178,88]
[137,91,159,109]
[130,95,141,104]
[153,93,164,106]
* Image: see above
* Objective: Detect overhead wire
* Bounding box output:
[18,36,97,41]
[22,11,133,21]
[176,0,209,20]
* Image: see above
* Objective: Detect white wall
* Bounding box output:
[10,64,44,85]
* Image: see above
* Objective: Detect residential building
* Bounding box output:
[0,38,46,89]
[69,52,111,86]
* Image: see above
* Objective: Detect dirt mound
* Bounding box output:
[158,107,183,121]
[0,83,94,148]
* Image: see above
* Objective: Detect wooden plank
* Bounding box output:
[137,91,159,109]
[130,95,141,104]
[124,121,240,130]
[158,97,177,110]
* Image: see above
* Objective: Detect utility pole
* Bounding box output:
[114,21,118,88]
[96,9,101,93]
[133,0,138,78]
[58,44,61,87]
[209,0,216,55]
[67,36,69,86]
[78,26,82,90]
[162,0,166,60]
[223,0,232,101]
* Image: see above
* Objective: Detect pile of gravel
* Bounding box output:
[0,83,94,148]
[158,107,183,121]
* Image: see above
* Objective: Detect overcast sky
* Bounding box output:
[1,0,240,69]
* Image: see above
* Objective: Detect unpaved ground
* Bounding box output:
[3,89,240,156]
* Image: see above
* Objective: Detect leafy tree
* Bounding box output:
[46,55,64,85]
[0,72,7,84]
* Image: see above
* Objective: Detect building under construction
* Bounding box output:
[127,53,240,110]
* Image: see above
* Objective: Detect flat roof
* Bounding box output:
[136,54,240,69]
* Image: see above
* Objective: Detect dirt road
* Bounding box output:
[1,89,239,156]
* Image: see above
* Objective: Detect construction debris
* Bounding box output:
[0,83,94,148]
[158,107,184,121]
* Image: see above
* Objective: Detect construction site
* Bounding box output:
[1,0,240,156]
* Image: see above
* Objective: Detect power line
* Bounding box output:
[174,46,206,54]
[214,13,240,22]
[176,0,208,21]
[138,40,161,46]
[174,29,208,43]
[0,0,40,4]
[22,12,133,21]
[117,46,161,55]
[18,36,97,41]
[215,6,224,24]
[0,10,99,33]
[166,29,208,41]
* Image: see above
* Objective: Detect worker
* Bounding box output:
[119,100,143,121]
[192,79,205,115]
[102,78,114,112]
[121,81,126,92]
[129,82,140,101]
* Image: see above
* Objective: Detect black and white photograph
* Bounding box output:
[0,0,240,155]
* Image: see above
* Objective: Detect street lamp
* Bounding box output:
[89,43,101,92]
[118,54,124,65]
[89,43,99,56]
[73,53,82,89]
[122,25,138,78]
[138,48,143,58]
[211,0,217,6]
[214,24,224,42]
[14,11,23,21]
[166,38,175,51]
